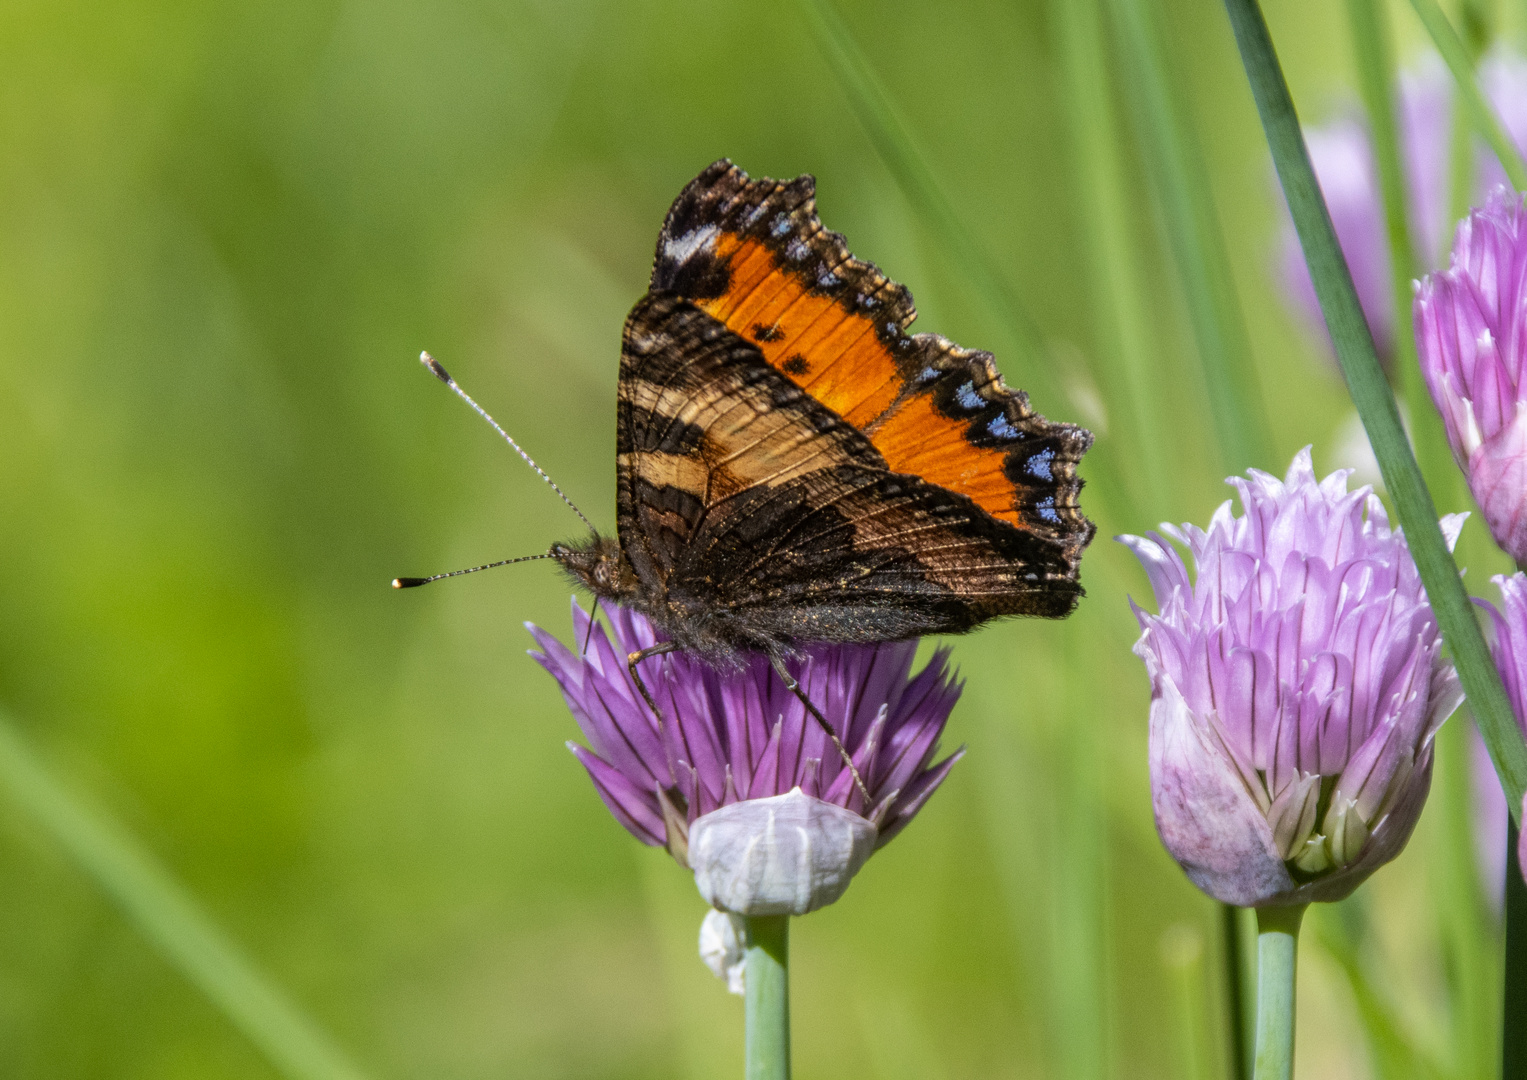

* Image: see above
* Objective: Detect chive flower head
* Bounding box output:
[1121,449,1464,906]
[528,601,963,916]
[1415,189,1527,561]
[1476,572,1527,889]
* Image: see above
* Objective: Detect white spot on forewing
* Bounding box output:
[664,224,719,265]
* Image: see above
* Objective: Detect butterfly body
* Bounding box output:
[549,162,1095,665]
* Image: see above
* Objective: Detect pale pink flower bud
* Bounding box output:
[1416,189,1527,560]
[1123,449,1464,906]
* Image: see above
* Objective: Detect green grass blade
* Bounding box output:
[792,0,1046,387]
[1220,905,1253,1080]
[1105,0,1274,476]
[1346,0,1419,286]
[0,711,372,1080]
[1160,922,1212,1080]
[1344,13,1499,1073]
[1507,821,1527,1077]
[1432,716,1501,1080]
[1220,0,1527,821]
[1407,0,1527,192]
[1048,621,1111,1080]
[1052,0,1170,515]
[1314,903,1449,1080]
[1344,0,1465,508]
[794,0,1133,527]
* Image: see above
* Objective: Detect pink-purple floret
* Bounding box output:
[1482,574,1527,732]
[528,601,964,850]
[1122,449,1462,905]
[1480,575,1527,887]
[1416,189,1527,561]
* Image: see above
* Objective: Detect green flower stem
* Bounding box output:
[1253,905,1306,1080]
[1406,0,1527,193]
[744,915,791,1080]
[1506,821,1527,1079]
[1221,0,1527,822]
[1222,904,1252,1080]
[0,711,370,1080]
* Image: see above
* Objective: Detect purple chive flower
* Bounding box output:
[1416,189,1527,561]
[528,601,963,915]
[1279,53,1527,363]
[1121,449,1465,907]
[1477,573,1527,888]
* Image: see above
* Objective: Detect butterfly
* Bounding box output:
[547,161,1095,693]
[397,160,1095,794]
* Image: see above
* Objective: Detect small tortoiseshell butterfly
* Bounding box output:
[553,160,1094,658]
[401,161,1095,747]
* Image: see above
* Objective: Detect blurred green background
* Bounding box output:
[0,0,1515,1076]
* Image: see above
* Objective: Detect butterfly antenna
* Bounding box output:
[418,352,596,533]
[392,552,555,589]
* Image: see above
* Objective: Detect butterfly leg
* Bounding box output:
[625,642,693,863]
[627,641,679,733]
[767,653,873,810]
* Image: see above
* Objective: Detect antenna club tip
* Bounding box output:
[418,352,453,385]
[393,577,428,589]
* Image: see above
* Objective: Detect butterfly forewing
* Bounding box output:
[650,160,1092,556]
[615,293,1084,650]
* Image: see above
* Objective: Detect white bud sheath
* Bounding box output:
[698,909,747,995]
[688,787,878,916]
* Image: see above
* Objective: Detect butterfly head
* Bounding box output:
[551,533,640,603]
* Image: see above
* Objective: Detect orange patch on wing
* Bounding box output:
[868,395,1020,525]
[694,233,1024,525]
[698,236,905,426]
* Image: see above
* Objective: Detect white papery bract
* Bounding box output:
[689,788,878,916]
[1122,449,1464,906]
[698,910,747,996]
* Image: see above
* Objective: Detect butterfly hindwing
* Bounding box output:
[616,293,1082,649]
[650,160,1092,567]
